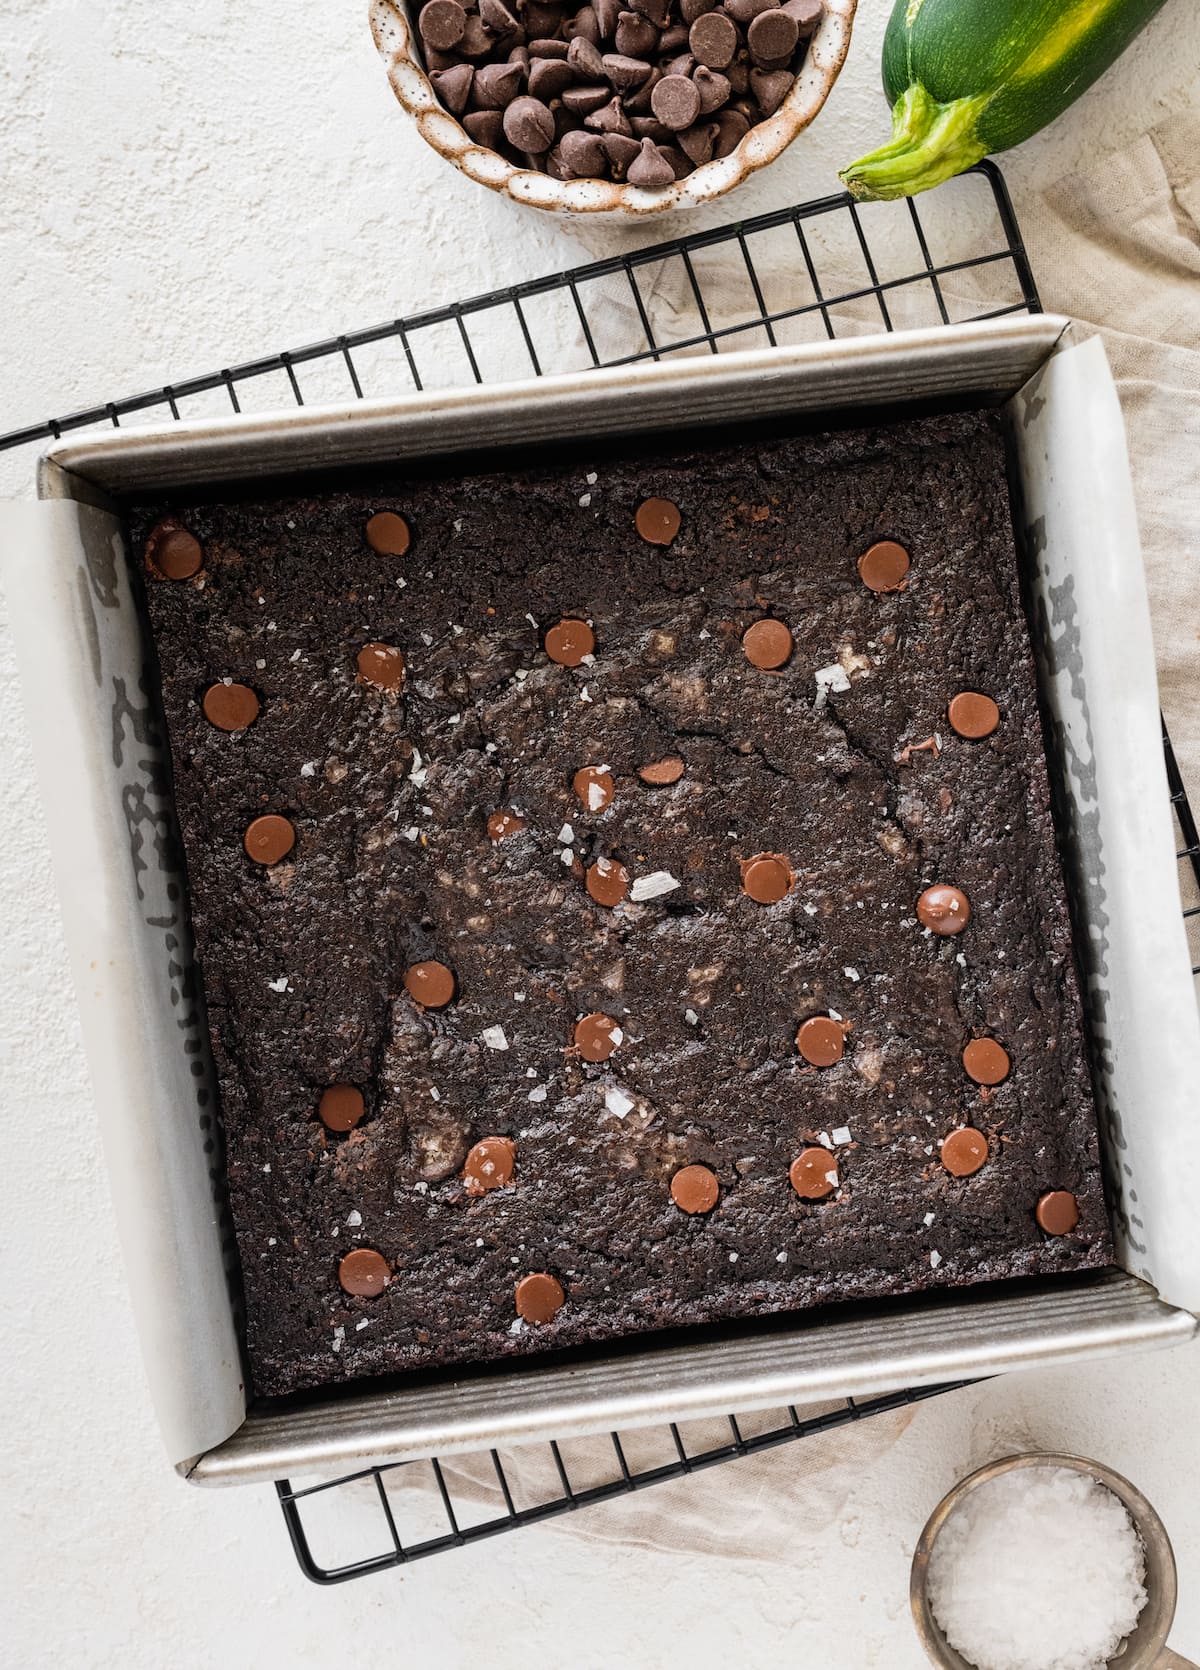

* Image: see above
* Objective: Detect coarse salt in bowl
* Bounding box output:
[368,0,857,218]
[925,1465,1147,1670]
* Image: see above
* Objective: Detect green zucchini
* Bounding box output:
[840,0,1170,201]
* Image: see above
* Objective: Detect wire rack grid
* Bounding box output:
[3,161,1193,1586]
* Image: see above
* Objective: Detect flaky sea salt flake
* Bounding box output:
[267,976,290,993]
[481,1025,509,1051]
[528,1085,548,1103]
[831,1126,852,1146]
[605,1085,635,1119]
[630,871,680,902]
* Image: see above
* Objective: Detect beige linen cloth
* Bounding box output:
[382,104,1200,1557]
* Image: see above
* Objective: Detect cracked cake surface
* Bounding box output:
[135,407,1111,1398]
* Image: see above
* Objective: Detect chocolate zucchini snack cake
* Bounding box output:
[135,407,1110,1397]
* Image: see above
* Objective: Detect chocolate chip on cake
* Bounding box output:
[962,1037,1010,1086]
[463,1135,516,1194]
[356,642,406,692]
[637,756,685,784]
[916,884,971,936]
[742,617,793,668]
[487,810,528,841]
[670,1163,720,1213]
[586,857,630,906]
[789,1147,838,1200]
[858,539,911,593]
[319,1084,366,1133]
[573,1011,623,1060]
[545,617,595,666]
[515,1271,565,1322]
[573,765,615,811]
[941,1127,989,1177]
[635,496,682,545]
[145,520,203,580]
[1036,1190,1080,1235]
[202,682,260,732]
[365,510,411,556]
[948,691,1001,739]
[403,960,456,1008]
[740,852,793,903]
[244,814,296,866]
[796,1015,844,1067]
[338,1248,390,1297]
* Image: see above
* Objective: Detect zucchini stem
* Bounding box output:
[839,84,990,201]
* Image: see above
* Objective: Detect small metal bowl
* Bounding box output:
[911,1453,1197,1670]
[369,0,857,218]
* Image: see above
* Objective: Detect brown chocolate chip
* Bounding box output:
[529,57,576,100]
[796,1015,844,1067]
[638,756,685,784]
[940,1126,989,1177]
[487,810,528,841]
[725,57,751,93]
[916,884,971,937]
[616,9,659,54]
[558,128,609,174]
[403,960,456,1008]
[573,764,615,811]
[567,33,606,77]
[693,65,731,113]
[628,138,675,184]
[480,0,520,29]
[740,852,793,904]
[628,0,671,25]
[671,1163,719,1214]
[474,60,525,106]
[545,617,595,665]
[680,0,717,19]
[145,520,203,580]
[747,7,797,59]
[689,11,737,68]
[365,510,411,556]
[338,1247,390,1297]
[529,37,571,57]
[463,109,506,147]
[948,691,1000,740]
[459,14,496,58]
[742,617,793,668]
[563,82,613,114]
[713,106,749,154]
[782,0,823,32]
[603,131,642,173]
[244,814,295,866]
[651,72,700,129]
[202,682,259,732]
[962,1037,1010,1086]
[789,1147,838,1200]
[574,1011,623,1061]
[431,63,475,113]
[725,0,774,20]
[586,857,630,906]
[748,66,793,112]
[630,115,674,143]
[508,45,532,72]
[660,49,695,76]
[603,52,654,88]
[624,65,662,114]
[595,0,622,34]
[504,94,556,151]
[356,642,406,692]
[569,4,603,43]
[419,0,467,50]
[1036,1190,1080,1235]
[516,1272,565,1323]
[858,539,910,593]
[658,22,691,51]
[463,1135,516,1195]
[319,1085,365,1133]
[586,94,634,133]
[634,496,681,544]
[677,121,717,164]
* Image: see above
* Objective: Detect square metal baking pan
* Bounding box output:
[23,314,1200,1484]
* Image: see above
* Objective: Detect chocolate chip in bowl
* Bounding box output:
[369,0,857,214]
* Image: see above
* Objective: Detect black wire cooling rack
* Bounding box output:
[5,160,1196,1586]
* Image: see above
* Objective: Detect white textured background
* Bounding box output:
[3,3,1199,1667]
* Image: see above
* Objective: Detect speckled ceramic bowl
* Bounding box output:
[369,0,857,217]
